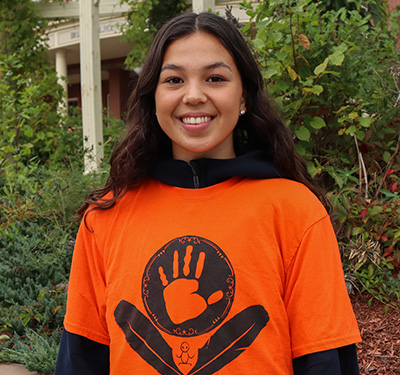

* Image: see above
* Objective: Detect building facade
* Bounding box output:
[40,0,399,121]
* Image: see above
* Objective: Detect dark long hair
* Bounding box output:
[78,12,329,217]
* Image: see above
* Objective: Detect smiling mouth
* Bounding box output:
[181,116,213,124]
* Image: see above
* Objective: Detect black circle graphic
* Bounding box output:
[142,236,235,337]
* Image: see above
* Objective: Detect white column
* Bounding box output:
[192,0,215,13]
[55,49,68,110]
[80,0,104,173]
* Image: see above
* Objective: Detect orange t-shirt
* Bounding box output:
[64,177,361,375]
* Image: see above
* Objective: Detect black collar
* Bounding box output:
[150,150,285,188]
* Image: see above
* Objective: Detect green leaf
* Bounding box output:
[358,117,374,127]
[24,126,34,138]
[314,57,329,75]
[369,288,377,295]
[341,194,351,209]
[22,147,32,155]
[352,227,364,236]
[295,143,306,156]
[270,31,283,43]
[355,130,365,140]
[307,161,322,177]
[4,145,15,153]
[303,85,324,95]
[383,151,392,163]
[329,50,345,66]
[275,80,290,91]
[276,50,289,60]
[380,190,396,201]
[38,289,48,302]
[368,206,383,216]
[310,116,326,129]
[336,105,350,114]
[287,66,298,81]
[252,38,265,50]
[295,126,311,141]
[312,85,323,94]
[264,68,279,79]
[346,125,357,135]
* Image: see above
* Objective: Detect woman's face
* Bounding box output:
[155,32,246,161]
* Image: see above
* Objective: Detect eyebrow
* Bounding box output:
[160,61,232,73]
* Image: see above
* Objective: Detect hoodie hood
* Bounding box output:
[150,150,285,188]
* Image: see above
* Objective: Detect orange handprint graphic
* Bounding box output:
[159,246,223,325]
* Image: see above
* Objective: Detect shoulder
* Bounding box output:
[246,178,325,211]
[260,178,317,195]
[237,178,329,230]
[83,179,157,227]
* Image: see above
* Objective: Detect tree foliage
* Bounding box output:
[0,0,64,169]
[240,0,400,305]
[319,0,389,28]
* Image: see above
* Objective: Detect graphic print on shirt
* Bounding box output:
[114,235,269,375]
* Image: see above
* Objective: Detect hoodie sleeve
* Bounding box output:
[293,344,359,375]
[55,328,110,375]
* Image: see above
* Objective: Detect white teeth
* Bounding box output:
[182,116,212,124]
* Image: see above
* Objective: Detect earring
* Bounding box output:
[240,109,246,115]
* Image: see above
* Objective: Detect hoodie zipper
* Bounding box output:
[186,162,200,188]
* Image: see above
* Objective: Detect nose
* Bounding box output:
[182,81,207,105]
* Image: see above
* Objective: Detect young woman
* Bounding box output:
[56,12,361,375]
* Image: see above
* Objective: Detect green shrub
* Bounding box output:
[0,164,108,371]
[0,220,72,332]
[0,329,60,375]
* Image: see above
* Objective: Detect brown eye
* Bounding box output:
[166,77,183,84]
[207,75,225,83]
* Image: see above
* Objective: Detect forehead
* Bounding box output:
[161,32,238,70]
